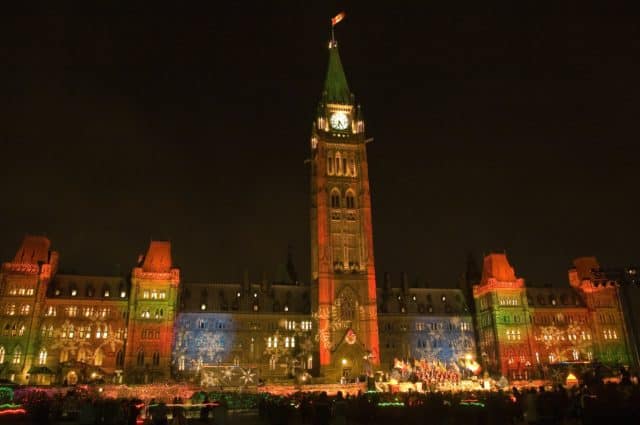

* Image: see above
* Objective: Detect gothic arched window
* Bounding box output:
[137,350,145,366]
[94,348,104,366]
[38,348,47,365]
[12,346,22,364]
[340,296,355,322]
[152,351,160,366]
[330,190,341,209]
[345,191,355,209]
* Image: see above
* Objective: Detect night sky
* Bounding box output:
[1,3,638,288]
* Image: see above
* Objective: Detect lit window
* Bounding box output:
[104,290,110,297]
[254,292,258,298]
[143,291,150,299]
[151,290,158,299]
[200,304,207,311]
[12,347,22,364]
[120,291,127,298]
[178,355,185,371]
[71,289,77,297]
[159,291,166,299]
[284,305,289,312]
[253,304,259,312]
[94,348,104,366]
[38,349,47,365]
[0,346,4,364]
[5,304,16,316]
[20,305,30,315]
[268,337,272,348]
[236,292,241,298]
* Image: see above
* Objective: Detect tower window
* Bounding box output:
[327,155,334,175]
[331,190,341,208]
[346,192,355,209]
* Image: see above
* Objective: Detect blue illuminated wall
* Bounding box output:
[378,315,476,366]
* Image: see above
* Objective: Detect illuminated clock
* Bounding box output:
[329,112,350,130]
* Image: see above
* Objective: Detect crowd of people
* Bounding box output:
[2,367,639,425]
[257,376,640,425]
[390,358,466,388]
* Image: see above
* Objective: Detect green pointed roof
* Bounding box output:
[322,42,352,104]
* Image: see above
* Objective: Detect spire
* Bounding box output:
[322,40,352,105]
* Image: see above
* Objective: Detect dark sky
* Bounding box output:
[1,3,638,288]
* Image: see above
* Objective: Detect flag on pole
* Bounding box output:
[331,12,346,26]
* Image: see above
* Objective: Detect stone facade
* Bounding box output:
[0,36,635,386]
[473,254,633,379]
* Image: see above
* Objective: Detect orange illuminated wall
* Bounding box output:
[310,39,379,378]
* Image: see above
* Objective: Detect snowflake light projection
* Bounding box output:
[534,324,592,362]
[172,313,235,373]
[199,366,256,388]
[313,296,364,352]
[46,315,125,364]
[410,317,476,365]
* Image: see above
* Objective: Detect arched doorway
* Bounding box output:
[66,370,78,385]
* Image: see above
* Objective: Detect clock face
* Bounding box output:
[329,112,350,130]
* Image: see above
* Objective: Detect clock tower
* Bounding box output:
[310,37,379,380]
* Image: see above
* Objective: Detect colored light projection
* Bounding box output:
[406,317,476,364]
[199,365,257,388]
[45,316,125,364]
[172,313,235,372]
